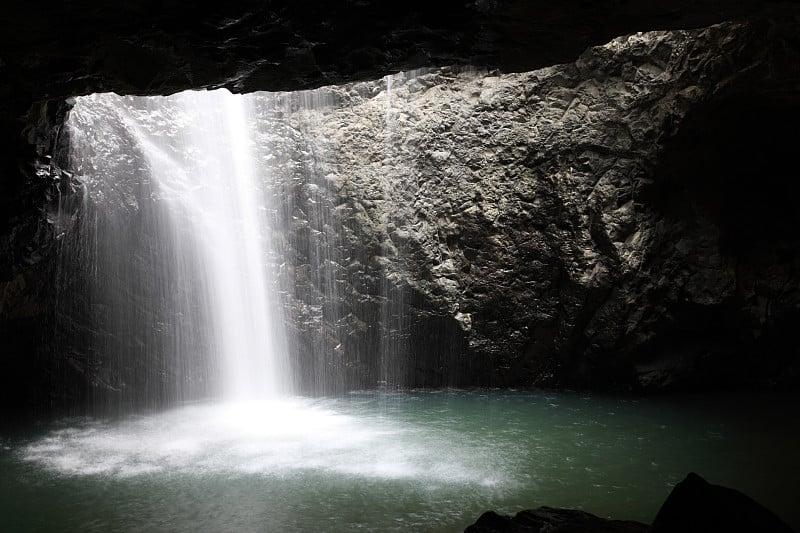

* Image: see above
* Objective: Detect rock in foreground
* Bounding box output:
[650,472,793,533]
[465,507,647,532]
[466,473,794,533]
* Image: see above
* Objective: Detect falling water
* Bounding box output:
[156,90,291,399]
[64,89,292,405]
[57,70,471,409]
[40,86,524,512]
[14,71,800,533]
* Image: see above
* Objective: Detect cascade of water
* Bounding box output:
[59,69,461,410]
[258,88,342,394]
[378,69,432,389]
[379,72,403,388]
[63,89,292,407]
[157,90,291,399]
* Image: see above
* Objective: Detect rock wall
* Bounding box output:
[265,20,800,392]
[3,18,800,412]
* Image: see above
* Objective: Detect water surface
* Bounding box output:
[2,390,798,532]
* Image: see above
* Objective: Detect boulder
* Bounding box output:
[465,507,648,533]
[650,472,794,533]
[465,473,794,533]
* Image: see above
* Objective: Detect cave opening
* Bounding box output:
[1,19,799,532]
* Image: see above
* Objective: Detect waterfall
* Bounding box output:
[63,89,292,407]
[57,68,475,410]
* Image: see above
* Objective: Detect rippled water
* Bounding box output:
[2,390,798,532]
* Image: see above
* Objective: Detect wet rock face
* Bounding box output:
[3,12,800,408]
[266,21,800,391]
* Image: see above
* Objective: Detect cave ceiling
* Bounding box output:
[2,1,796,105]
[2,1,797,175]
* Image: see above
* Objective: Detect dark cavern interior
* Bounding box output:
[2,1,800,531]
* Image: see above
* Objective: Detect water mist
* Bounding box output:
[63,90,293,405]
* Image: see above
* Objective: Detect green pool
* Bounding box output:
[1,390,797,532]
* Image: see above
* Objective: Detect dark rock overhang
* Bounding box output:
[3,0,796,99]
[3,1,799,110]
[3,1,799,181]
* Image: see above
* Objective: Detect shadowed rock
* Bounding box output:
[650,472,794,533]
[464,473,794,533]
[465,507,648,532]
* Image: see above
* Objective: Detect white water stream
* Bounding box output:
[68,90,292,401]
[150,90,290,399]
[45,82,504,487]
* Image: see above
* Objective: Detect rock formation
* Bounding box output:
[649,472,794,533]
[465,507,648,532]
[2,4,800,409]
[464,473,794,532]
[265,20,800,393]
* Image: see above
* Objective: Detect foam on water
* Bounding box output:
[20,398,506,485]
